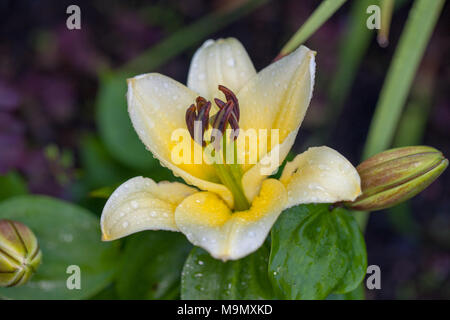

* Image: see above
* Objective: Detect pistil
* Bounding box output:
[185,85,250,211]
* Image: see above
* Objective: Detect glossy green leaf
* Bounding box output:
[0,172,27,201]
[181,244,275,300]
[327,283,365,300]
[116,231,191,300]
[269,204,367,300]
[0,196,119,299]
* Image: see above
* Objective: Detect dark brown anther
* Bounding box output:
[214,98,227,110]
[218,85,240,121]
[213,100,233,134]
[185,97,211,146]
[185,104,197,140]
[185,86,241,148]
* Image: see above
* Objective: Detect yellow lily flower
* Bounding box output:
[100,38,361,261]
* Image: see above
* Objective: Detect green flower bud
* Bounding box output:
[0,219,42,287]
[347,146,448,211]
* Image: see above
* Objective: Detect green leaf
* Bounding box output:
[181,244,275,300]
[0,195,119,299]
[79,134,137,189]
[280,0,347,55]
[327,283,365,300]
[269,204,367,300]
[116,231,192,300]
[0,172,27,201]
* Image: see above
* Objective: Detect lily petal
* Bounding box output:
[101,176,197,241]
[128,73,234,207]
[237,46,316,202]
[238,45,315,147]
[175,179,287,261]
[280,146,361,208]
[241,129,298,202]
[187,38,256,100]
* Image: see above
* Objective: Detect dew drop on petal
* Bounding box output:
[226,58,235,67]
[131,200,139,209]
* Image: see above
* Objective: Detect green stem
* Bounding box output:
[213,136,250,211]
[280,0,347,55]
[214,163,250,211]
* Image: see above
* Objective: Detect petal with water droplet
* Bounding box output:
[101,176,197,241]
[127,73,233,207]
[280,146,361,208]
[175,179,287,261]
[187,38,256,100]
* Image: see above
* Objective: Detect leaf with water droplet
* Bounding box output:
[181,243,276,299]
[269,203,367,299]
[116,231,191,300]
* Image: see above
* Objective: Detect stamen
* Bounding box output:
[185,98,210,146]
[185,85,240,147]
[218,85,240,121]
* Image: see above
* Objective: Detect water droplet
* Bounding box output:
[131,200,139,209]
[226,58,235,67]
[62,234,73,242]
[122,221,129,228]
[198,260,204,265]
[195,273,203,278]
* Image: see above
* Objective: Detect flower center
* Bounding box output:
[185,85,249,211]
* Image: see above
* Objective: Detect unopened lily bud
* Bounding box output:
[347,146,448,211]
[0,219,42,287]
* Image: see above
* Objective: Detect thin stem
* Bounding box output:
[279,0,347,56]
